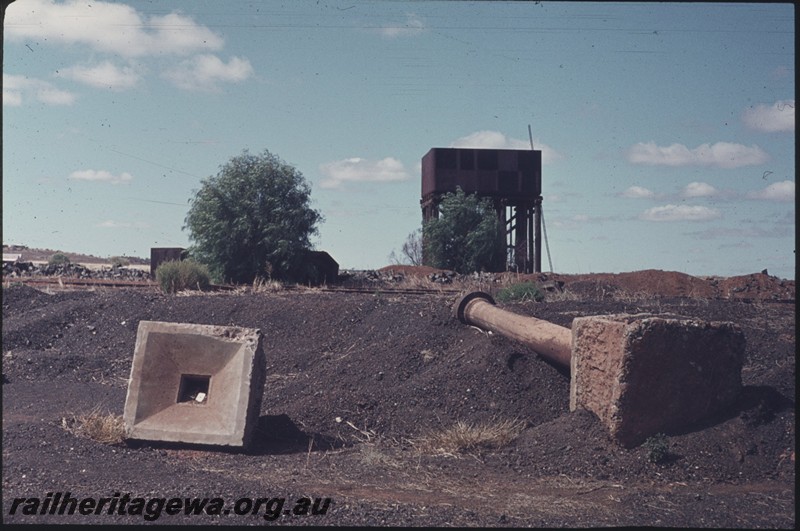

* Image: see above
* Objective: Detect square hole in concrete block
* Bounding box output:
[177,374,211,404]
[124,321,266,448]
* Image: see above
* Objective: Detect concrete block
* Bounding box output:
[569,313,746,448]
[123,321,266,448]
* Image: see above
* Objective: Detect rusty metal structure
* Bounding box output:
[150,247,186,276]
[420,147,543,273]
[299,250,339,285]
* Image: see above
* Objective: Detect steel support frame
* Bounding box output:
[421,194,542,273]
[502,198,541,274]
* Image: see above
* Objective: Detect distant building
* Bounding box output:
[300,251,339,285]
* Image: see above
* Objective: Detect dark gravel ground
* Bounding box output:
[1,272,795,527]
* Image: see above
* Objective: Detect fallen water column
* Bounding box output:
[454,291,746,447]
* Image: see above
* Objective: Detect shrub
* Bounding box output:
[62,409,126,445]
[156,259,211,294]
[411,418,526,456]
[109,256,130,268]
[644,433,669,464]
[495,281,544,303]
[423,187,506,274]
[48,252,71,266]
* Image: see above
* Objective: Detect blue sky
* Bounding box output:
[3,0,795,279]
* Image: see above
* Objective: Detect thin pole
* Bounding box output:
[528,125,538,273]
[541,202,553,272]
[528,124,534,150]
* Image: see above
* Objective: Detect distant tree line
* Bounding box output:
[175,148,502,294]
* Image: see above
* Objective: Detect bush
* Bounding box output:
[109,256,130,268]
[495,281,544,303]
[156,260,211,294]
[644,433,669,464]
[48,253,71,266]
[422,187,506,274]
[411,418,526,455]
[62,409,126,445]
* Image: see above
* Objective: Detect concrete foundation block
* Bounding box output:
[569,313,746,448]
[123,321,266,448]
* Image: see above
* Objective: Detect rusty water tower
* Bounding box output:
[420,147,543,273]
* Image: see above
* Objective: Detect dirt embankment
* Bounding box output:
[1,272,795,527]
[377,265,795,301]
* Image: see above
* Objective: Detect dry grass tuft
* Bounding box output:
[193,277,290,296]
[541,289,583,302]
[62,408,126,444]
[250,277,285,293]
[410,418,526,456]
[175,289,215,297]
[358,443,404,469]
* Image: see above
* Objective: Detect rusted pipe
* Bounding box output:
[454,291,748,448]
[454,291,572,367]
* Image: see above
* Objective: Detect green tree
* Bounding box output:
[423,187,506,273]
[184,149,322,283]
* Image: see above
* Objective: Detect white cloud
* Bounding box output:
[639,204,721,222]
[552,213,614,229]
[742,100,795,133]
[5,0,223,58]
[58,61,142,91]
[686,226,790,240]
[36,87,77,105]
[380,13,425,38]
[69,169,133,185]
[319,157,411,189]
[2,89,23,106]
[6,2,253,96]
[3,74,76,106]
[96,220,150,229]
[151,12,224,55]
[451,130,529,150]
[682,181,717,198]
[627,141,769,169]
[163,54,254,91]
[746,180,795,202]
[449,130,564,165]
[620,185,655,199]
